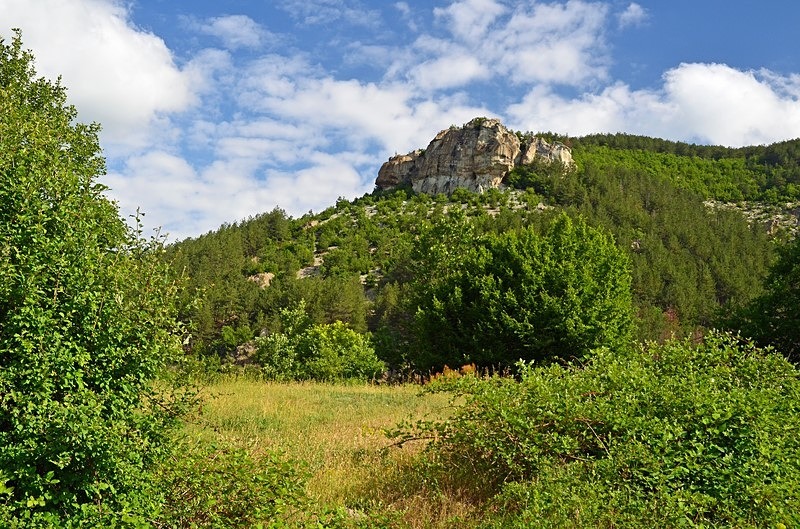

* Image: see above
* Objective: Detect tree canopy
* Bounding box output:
[406,212,634,370]
[732,236,800,361]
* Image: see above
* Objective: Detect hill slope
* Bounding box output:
[168,124,799,371]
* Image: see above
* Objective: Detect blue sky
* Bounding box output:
[4,1,800,240]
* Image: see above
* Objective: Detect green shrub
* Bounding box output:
[299,321,385,381]
[256,331,303,381]
[392,331,800,527]
[255,302,385,381]
[153,437,307,528]
[408,212,634,370]
[0,31,191,526]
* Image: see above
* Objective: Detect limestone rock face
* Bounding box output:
[414,119,520,195]
[376,117,574,195]
[375,150,422,189]
[519,136,574,167]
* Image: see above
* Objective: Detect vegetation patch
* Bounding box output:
[390,332,800,528]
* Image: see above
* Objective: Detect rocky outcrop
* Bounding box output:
[375,117,574,195]
[704,200,800,238]
[375,151,422,189]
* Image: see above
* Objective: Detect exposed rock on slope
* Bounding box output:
[376,117,573,195]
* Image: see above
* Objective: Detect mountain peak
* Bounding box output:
[376,117,573,194]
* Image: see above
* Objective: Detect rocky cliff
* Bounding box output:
[376,117,574,195]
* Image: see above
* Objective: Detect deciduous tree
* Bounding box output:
[0,31,189,525]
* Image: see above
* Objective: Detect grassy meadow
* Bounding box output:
[183,376,481,528]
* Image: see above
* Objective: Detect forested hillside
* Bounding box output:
[168,131,798,374]
[574,133,800,202]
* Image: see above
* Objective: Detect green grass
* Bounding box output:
[184,376,477,527]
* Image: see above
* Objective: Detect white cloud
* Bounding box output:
[410,54,489,90]
[261,153,373,216]
[493,1,610,85]
[104,151,204,239]
[0,0,196,155]
[392,0,611,92]
[618,3,648,29]
[507,63,800,147]
[394,1,418,31]
[105,149,376,241]
[278,0,381,28]
[194,15,270,50]
[240,66,488,154]
[660,63,800,146]
[433,0,507,40]
[507,83,671,137]
[395,2,411,17]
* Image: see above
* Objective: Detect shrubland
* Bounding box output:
[390,332,800,528]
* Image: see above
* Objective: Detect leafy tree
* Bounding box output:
[409,213,634,370]
[511,153,772,340]
[0,31,189,525]
[299,321,384,381]
[254,301,312,380]
[255,301,384,381]
[732,236,800,361]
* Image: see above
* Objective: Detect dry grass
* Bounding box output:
[184,377,481,527]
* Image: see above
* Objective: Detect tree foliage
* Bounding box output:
[508,150,773,338]
[255,301,384,381]
[0,31,189,525]
[407,212,634,370]
[575,132,800,202]
[732,236,800,362]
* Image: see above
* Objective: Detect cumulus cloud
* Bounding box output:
[106,149,375,240]
[507,63,800,147]
[618,3,648,29]
[660,63,800,146]
[410,53,489,90]
[395,0,611,91]
[433,0,507,40]
[261,153,372,215]
[492,1,610,85]
[240,60,489,155]
[0,0,196,155]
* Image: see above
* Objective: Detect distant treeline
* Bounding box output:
[572,133,800,202]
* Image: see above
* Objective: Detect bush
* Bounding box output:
[0,31,190,525]
[392,331,800,527]
[255,302,384,381]
[153,438,307,528]
[299,321,385,380]
[152,435,396,528]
